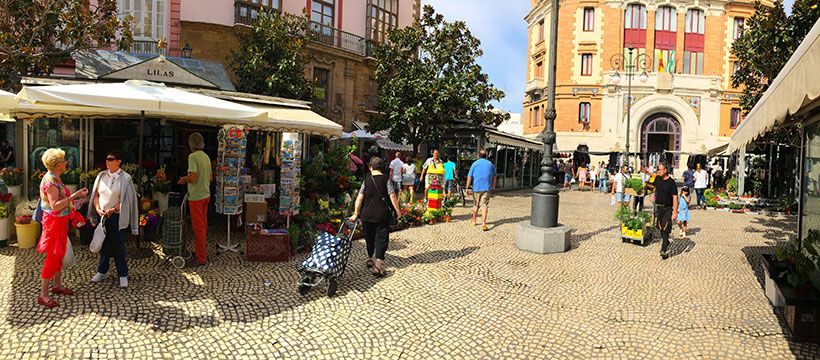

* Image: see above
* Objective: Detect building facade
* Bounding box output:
[180,0,419,130]
[524,0,764,169]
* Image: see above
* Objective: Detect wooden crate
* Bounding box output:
[246,231,290,262]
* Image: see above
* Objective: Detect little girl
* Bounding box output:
[677,187,691,237]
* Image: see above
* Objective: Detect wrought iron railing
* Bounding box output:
[308,21,367,56]
[125,39,167,56]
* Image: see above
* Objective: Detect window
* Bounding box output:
[313,68,330,108]
[536,61,543,78]
[732,62,739,76]
[120,0,166,40]
[653,6,677,72]
[733,17,745,40]
[235,0,281,25]
[583,8,594,32]
[367,78,379,109]
[654,49,675,72]
[730,108,742,129]
[538,20,545,41]
[624,4,647,49]
[581,54,592,76]
[578,102,591,124]
[311,0,335,27]
[533,106,540,127]
[684,9,705,75]
[368,0,399,44]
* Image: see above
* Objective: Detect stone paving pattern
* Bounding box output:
[0,191,819,359]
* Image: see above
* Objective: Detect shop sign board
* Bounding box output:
[100,57,217,88]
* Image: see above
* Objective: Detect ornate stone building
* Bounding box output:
[524,0,765,169]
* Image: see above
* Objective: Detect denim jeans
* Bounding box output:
[598,178,607,192]
[695,188,706,206]
[97,214,128,277]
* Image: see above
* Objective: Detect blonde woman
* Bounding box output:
[37,148,88,308]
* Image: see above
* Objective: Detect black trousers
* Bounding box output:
[362,221,390,260]
[633,195,645,212]
[655,205,673,253]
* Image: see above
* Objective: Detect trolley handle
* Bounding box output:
[338,219,359,235]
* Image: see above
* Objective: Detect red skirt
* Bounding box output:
[38,212,69,280]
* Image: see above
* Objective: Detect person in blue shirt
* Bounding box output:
[466,150,497,231]
[442,155,458,200]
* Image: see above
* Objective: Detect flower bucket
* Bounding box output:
[7,185,21,201]
[153,192,169,215]
[15,222,40,249]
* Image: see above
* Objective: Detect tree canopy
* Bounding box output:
[229,11,312,101]
[0,0,131,91]
[370,5,507,156]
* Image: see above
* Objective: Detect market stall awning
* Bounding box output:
[728,19,820,153]
[341,130,382,139]
[13,80,267,124]
[377,138,413,151]
[0,90,15,122]
[486,129,543,151]
[708,143,729,157]
[242,103,343,138]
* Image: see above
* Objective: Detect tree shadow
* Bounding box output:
[570,224,620,249]
[667,238,695,258]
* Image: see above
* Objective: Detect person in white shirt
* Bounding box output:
[401,161,417,200]
[388,152,405,197]
[611,164,631,208]
[693,163,709,208]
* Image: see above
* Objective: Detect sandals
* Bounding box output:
[37,296,59,308]
[366,259,374,269]
[371,263,386,277]
[51,287,74,296]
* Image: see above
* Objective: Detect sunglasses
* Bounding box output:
[105,157,119,162]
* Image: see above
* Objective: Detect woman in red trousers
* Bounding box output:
[37,148,88,308]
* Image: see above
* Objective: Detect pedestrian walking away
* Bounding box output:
[651,163,678,260]
[611,165,631,208]
[36,148,89,308]
[401,160,417,201]
[389,151,405,197]
[178,132,212,267]
[443,155,458,199]
[87,150,139,288]
[350,157,401,277]
[466,150,497,231]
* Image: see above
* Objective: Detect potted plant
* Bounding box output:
[727,178,738,197]
[0,193,12,247]
[14,200,39,249]
[62,167,82,194]
[615,207,652,244]
[623,177,643,196]
[79,168,102,188]
[0,167,23,200]
[729,203,745,213]
[151,165,172,215]
[781,196,797,215]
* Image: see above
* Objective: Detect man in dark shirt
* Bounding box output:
[0,140,13,168]
[651,163,678,260]
[682,166,694,190]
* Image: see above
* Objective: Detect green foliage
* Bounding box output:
[706,199,719,208]
[370,5,507,156]
[615,207,651,231]
[704,188,717,202]
[61,168,81,185]
[624,177,643,194]
[0,0,132,91]
[728,203,744,210]
[731,0,819,145]
[775,229,820,288]
[301,144,360,197]
[752,179,763,196]
[229,11,312,101]
[727,178,738,193]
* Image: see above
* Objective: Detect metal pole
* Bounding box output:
[625,48,633,169]
[531,0,561,228]
[138,111,145,166]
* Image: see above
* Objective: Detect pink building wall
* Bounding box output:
[180,0,234,26]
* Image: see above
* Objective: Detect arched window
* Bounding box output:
[654,6,676,72]
[684,9,705,75]
[623,4,647,68]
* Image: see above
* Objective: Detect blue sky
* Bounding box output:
[424,0,798,115]
[423,0,530,115]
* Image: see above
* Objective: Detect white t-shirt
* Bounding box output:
[402,163,416,184]
[614,172,625,193]
[693,169,708,189]
[389,158,405,182]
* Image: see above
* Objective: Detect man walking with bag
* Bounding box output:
[651,163,678,260]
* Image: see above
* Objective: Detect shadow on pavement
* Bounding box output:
[570,224,620,249]
[667,238,695,258]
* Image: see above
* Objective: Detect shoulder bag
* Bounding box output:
[370,176,398,226]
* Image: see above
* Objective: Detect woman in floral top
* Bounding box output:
[36,148,88,308]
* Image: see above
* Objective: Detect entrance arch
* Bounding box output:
[641,113,681,163]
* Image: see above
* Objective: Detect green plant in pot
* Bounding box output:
[727,178,737,194]
[624,177,643,195]
[62,168,81,185]
[774,229,820,295]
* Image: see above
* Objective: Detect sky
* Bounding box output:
[423,0,798,116]
[422,0,530,115]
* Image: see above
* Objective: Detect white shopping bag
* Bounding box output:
[89,219,106,253]
[63,237,76,268]
[610,195,617,206]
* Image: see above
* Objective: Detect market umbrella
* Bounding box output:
[14,80,267,124]
[341,130,382,139]
[0,90,16,122]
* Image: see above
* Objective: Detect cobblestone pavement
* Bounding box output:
[1,190,819,359]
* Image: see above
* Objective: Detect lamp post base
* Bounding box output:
[514,221,571,254]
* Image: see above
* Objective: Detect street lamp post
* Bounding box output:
[609,49,650,169]
[514,0,570,254]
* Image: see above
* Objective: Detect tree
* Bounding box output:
[370,5,507,157]
[0,0,132,91]
[229,11,312,101]
[731,0,819,145]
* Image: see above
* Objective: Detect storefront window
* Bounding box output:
[802,121,820,240]
[30,119,81,171]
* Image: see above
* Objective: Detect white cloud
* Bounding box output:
[421,0,529,113]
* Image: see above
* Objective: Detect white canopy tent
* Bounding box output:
[0,90,16,122]
[728,19,820,153]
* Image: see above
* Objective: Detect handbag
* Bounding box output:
[90,216,107,253]
[62,236,76,268]
[370,176,398,226]
[33,199,44,223]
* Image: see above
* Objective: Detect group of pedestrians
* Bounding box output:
[556,160,612,192]
[35,133,212,308]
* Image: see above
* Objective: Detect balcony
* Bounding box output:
[123,39,167,56]
[525,77,545,94]
[308,21,368,57]
[235,1,280,26]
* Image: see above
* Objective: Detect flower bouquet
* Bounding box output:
[79,168,102,185]
[30,170,46,183]
[151,165,172,193]
[62,168,82,185]
[0,167,23,186]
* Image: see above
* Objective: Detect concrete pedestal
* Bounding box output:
[514,221,571,254]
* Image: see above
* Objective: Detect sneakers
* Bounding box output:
[660,251,669,260]
[482,224,489,231]
[91,272,109,283]
[119,277,128,288]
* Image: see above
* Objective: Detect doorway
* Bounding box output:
[641,113,681,165]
